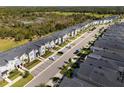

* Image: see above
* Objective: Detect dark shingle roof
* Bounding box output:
[59,77,82,87]
[0,58,8,67]
[0,22,87,66]
[0,16,118,68]
[59,21,124,87]
[76,63,124,87]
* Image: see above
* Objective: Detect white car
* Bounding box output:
[66,45,72,49]
[49,56,55,61]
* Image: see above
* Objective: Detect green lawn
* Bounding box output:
[8,69,22,80]
[70,36,77,41]
[49,12,84,16]
[60,66,68,74]
[0,80,8,87]
[11,74,33,87]
[59,40,70,48]
[77,48,92,57]
[24,59,41,69]
[41,50,53,58]
[50,12,112,18]
[0,39,28,52]
[84,13,111,18]
[53,46,61,51]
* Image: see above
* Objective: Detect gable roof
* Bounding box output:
[0,16,118,68]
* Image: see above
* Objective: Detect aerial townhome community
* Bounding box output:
[59,19,124,87]
[0,15,118,86]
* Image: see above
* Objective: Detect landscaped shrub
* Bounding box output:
[51,77,60,83]
[22,71,29,78]
[72,63,79,68]
[60,65,68,74]
[65,69,73,78]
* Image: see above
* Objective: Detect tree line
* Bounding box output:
[0,7,121,41]
[0,6,124,15]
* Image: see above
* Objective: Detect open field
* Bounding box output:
[50,12,112,17]
[84,13,112,18]
[0,39,28,52]
[0,7,113,52]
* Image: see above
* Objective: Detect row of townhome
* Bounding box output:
[0,16,118,81]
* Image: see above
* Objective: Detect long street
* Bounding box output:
[25,24,109,87]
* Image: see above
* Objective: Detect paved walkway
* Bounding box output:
[5,76,22,87]
[4,78,12,83]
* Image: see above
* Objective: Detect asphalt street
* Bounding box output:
[25,25,108,87]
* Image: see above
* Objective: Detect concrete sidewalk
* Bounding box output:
[4,76,22,87]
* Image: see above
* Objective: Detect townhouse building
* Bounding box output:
[0,16,118,81]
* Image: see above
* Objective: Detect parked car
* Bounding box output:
[49,56,55,61]
[66,45,72,49]
[73,49,81,54]
[58,51,64,55]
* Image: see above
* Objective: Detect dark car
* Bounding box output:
[58,51,64,55]
[73,49,81,54]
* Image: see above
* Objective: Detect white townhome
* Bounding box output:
[49,40,55,48]
[39,45,46,56]
[64,34,69,41]
[0,59,9,79]
[20,53,29,63]
[0,16,118,79]
[28,49,36,62]
[34,40,46,56]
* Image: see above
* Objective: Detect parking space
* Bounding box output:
[60,48,69,54]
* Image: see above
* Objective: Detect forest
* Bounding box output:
[0,7,115,41]
[0,6,122,51]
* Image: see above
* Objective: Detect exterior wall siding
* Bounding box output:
[39,45,45,56]
[28,50,36,62]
